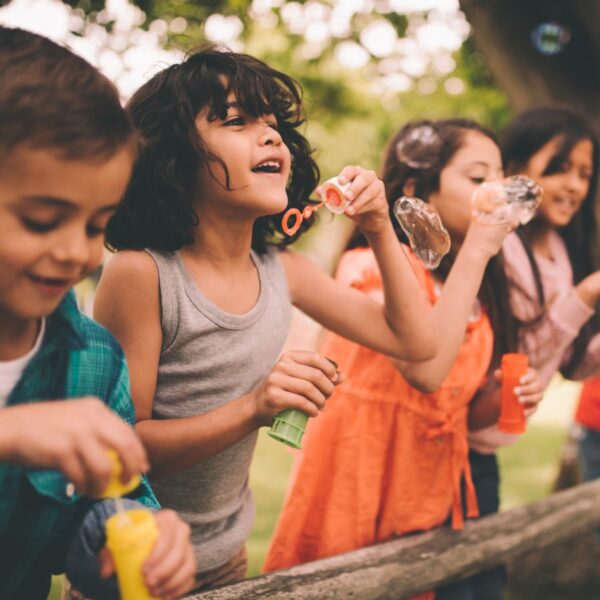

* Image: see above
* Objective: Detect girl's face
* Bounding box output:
[428,130,503,241]
[520,136,593,228]
[194,93,292,219]
[0,144,133,325]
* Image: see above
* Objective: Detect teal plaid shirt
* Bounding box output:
[0,290,159,599]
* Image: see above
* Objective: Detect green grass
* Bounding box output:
[47,424,566,597]
[247,430,295,576]
[498,423,567,509]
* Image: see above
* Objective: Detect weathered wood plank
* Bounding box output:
[186,479,600,599]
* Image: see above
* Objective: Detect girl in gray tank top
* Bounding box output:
[96,48,450,586]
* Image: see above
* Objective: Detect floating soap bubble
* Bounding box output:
[395,124,443,169]
[471,175,542,225]
[393,196,451,270]
[531,22,571,56]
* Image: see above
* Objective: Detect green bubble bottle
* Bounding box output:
[268,358,338,449]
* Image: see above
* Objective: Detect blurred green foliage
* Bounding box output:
[60,0,509,179]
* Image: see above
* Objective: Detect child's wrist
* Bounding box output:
[240,390,264,429]
[363,219,395,243]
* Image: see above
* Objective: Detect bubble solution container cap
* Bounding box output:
[498,353,529,434]
[102,450,141,498]
[321,177,351,214]
[105,509,159,600]
[268,409,309,449]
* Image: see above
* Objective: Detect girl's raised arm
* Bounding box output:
[283,166,437,363]
[388,219,513,391]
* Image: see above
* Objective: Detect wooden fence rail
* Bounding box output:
[186,478,600,599]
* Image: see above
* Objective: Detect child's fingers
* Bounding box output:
[78,439,116,495]
[150,544,196,599]
[334,370,347,385]
[271,373,329,410]
[59,453,89,495]
[336,165,362,186]
[278,360,336,396]
[270,390,322,417]
[514,380,543,405]
[95,416,149,482]
[517,370,537,386]
[345,179,383,216]
[493,368,502,382]
[345,169,376,202]
[284,351,338,381]
[144,511,179,569]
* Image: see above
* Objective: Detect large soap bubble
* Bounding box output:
[531,22,571,56]
[471,175,542,225]
[393,196,451,270]
[395,124,443,169]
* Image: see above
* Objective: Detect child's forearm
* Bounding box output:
[390,231,495,391]
[136,392,260,479]
[366,223,436,361]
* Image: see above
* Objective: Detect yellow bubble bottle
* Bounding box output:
[105,509,159,600]
[101,449,141,498]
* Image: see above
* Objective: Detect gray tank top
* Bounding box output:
[145,247,292,572]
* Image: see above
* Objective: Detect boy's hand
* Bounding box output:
[99,509,196,600]
[0,399,148,496]
[333,166,390,237]
[252,351,344,426]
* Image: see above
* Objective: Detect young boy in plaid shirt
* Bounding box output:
[0,27,195,599]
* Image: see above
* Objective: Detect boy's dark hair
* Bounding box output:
[0,26,134,161]
[105,46,320,255]
[502,107,599,377]
[351,118,518,372]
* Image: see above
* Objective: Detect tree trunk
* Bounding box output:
[459,0,600,140]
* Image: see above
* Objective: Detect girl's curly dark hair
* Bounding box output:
[106,46,320,254]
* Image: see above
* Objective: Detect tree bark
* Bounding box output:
[459,0,600,139]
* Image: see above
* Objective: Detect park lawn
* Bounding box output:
[46,423,566,598]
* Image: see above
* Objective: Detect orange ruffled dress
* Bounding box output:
[264,248,494,594]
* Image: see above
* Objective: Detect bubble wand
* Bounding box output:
[281,177,351,236]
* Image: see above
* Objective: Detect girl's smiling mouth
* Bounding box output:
[28,273,73,295]
[251,158,283,174]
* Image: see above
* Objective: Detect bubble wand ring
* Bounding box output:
[281,202,324,236]
[281,176,351,236]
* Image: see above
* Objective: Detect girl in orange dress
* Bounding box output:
[264,119,544,599]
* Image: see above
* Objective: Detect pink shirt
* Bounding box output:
[469,230,599,453]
